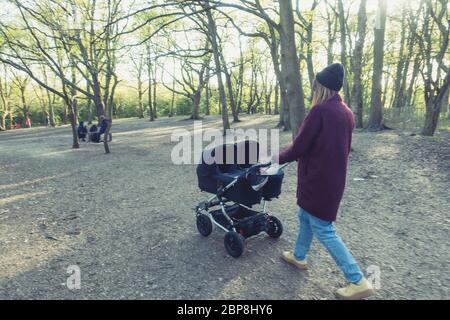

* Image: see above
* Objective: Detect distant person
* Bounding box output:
[77,121,88,142]
[98,115,111,142]
[277,63,375,300]
[25,113,31,128]
[99,116,108,134]
[88,123,100,143]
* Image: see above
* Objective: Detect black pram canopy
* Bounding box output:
[196,140,284,206]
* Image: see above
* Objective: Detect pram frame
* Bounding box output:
[195,162,288,234]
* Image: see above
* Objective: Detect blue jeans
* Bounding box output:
[294,208,363,284]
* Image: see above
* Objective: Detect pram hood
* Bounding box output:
[197,140,284,205]
[197,140,267,190]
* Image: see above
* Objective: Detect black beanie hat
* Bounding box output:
[315,63,344,91]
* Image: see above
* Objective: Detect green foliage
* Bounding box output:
[0,0,448,134]
[175,96,192,116]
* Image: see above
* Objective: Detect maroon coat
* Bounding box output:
[279,94,354,221]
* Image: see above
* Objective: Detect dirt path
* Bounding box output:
[0,116,448,299]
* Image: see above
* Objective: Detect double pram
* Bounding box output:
[195,140,287,257]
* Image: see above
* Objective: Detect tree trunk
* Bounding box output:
[0,78,9,130]
[205,78,210,116]
[280,53,291,130]
[274,82,279,115]
[247,48,256,114]
[0,115,5,132]
[149,80,154,121]
[279,0,305,137]
[351,0,367,128]
[107,77,118,121]
[205,3,230,132]
[265,87,272,115]
[236,42,244,113]
[103,119,112,154]
[91,73,105,119]
[49,103,55,126]
[396,28,415,111]
[153,76,157,119]
[296,1,316,98]
[367,0,387,131]
[137,78,144,118]
[86,81,93,125]
[262,65,268,114]
[41,67,55,126]
[191,92,201,120]
[62,104,68,125]
[338,0,351,103]
[68,99,79,149]
[1,114,6,130]
[19,86,28,127]
[45,89,55,127]
[422,72,450,136]
[326,7,338,66]
[392,8,407,116]
[405,55,420,108]
[148,57,154,121]
[87,100,93,125]
[92,91,105,120]
[305,28,315,98]
[223,65,239,122]
[169,81,175,118]
[420,0,449,136]
[219,41,239,121]
[265,28,288,128]
[422,102,440,136]
[382,67,390,109]
[191,56,209,120]
[442,85,450,115]
[69,60,79,148]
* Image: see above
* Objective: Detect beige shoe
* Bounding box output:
[336,278,375,300]
[281,251,308,269]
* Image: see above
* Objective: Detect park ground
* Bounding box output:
[0,115,449,299]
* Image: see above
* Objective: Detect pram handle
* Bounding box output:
[244,161,291,178]
[245,162,271,174]
[278,162,290,170]
[246,161,289,172]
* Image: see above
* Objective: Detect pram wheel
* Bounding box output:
[224,231,245,257]
[196,214,213,236]
[266,216,283,238]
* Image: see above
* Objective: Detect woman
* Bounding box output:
[98,115,108,135]
[24,112,31,128]
[277,63,374,300]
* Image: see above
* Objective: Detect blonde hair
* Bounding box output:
[311,80,338,107]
